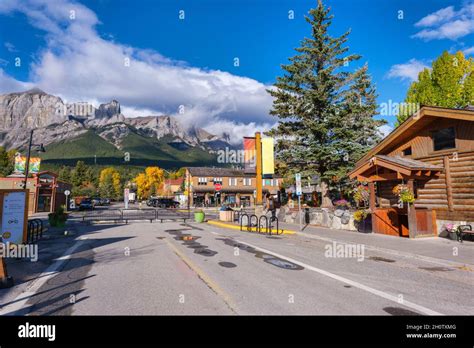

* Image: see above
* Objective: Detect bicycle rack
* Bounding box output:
[259,215,268,234]
[240,213,249,231]
[27,219,43,243]
[248,214,258,232]
[239,213,281,235]
[269,216,281,235]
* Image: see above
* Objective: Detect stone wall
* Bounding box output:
[278,206,357,231]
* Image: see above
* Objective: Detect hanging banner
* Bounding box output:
[243,137,256,173]
[261,137,275,175]
[14,155,41,174]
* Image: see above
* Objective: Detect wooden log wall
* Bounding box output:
[415,152,474,221]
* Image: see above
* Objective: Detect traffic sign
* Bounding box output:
[215,183,222,191]
[295,173,302,196]
[64,190,71,196]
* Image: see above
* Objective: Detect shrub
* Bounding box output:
[48,205,68,227]
[353,209,370,222]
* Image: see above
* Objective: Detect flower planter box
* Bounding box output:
[449,231,458,241]
[356,216,372,233]
[219,211,234,222]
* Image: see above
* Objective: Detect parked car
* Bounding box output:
[147,198,179,208]
[146,197,157,207]
[79,198,94,211]
[157,198,179,208]
[100,198,111,205]
[91,197,102,206]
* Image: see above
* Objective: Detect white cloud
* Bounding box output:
[0,68,33,93]
[412,3,474,41]
[463,46,474,55]
[0,0,274,143]
[378,124,393,138]
[387,59,430,82]
[4,42,18,52]
[414,6,456,27]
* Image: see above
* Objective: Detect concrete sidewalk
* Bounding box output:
[283,221,474,267]
[216,219,474,267]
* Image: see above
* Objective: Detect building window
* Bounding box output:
[432,127,455,151]
[213,177,222,184]
[402,147,412,156]
[198,177,208,185]
[228,178,237,186]
[243,178,252,186]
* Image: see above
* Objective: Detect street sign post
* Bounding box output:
[64,189,70,212]
[124,188,130,209]
[295,173,302,231]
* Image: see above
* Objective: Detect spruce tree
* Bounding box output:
[267,0,384,207]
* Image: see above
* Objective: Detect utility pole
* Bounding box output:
[187,170,191,218]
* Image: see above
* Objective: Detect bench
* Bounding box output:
[457,225,473,243]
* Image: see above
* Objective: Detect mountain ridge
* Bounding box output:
[0,89,234,169]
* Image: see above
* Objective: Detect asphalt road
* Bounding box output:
[2,220,473,315]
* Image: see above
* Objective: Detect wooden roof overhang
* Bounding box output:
[349,156,443,182]
[354,106,474,168]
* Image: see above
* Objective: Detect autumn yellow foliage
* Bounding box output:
[133,166,165,199]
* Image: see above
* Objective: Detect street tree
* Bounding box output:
[99,167,122,199]
[133,166,165,199]
[267,0,384,207]
[397,51,474,125]
[0,147,16,177]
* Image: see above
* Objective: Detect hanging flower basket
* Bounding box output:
[392,184,415,204]
[353,184,369,207]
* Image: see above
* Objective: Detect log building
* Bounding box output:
[349,106,474,238]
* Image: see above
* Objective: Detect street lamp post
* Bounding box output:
[22,129,45,189]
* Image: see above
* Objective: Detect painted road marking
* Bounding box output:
[230,238,443,316]
[164,238,237,313]
[0,240,87,316]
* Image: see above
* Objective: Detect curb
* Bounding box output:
[207,220,296,235]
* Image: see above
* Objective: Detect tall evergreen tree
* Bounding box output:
[58,165,71,183]
[71,161,88,188]
[267,0,384,206]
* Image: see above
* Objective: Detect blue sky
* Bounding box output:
[0,0,473,141]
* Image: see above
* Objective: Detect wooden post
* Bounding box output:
[255,132,263,206]
[443,156,454,211]
[368,181,376,232]
[407,179,417,238]
[0,256,13,288]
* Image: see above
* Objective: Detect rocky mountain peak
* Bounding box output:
[95,100,121,118]
[0,89,232,154]
[24,87,47,95]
